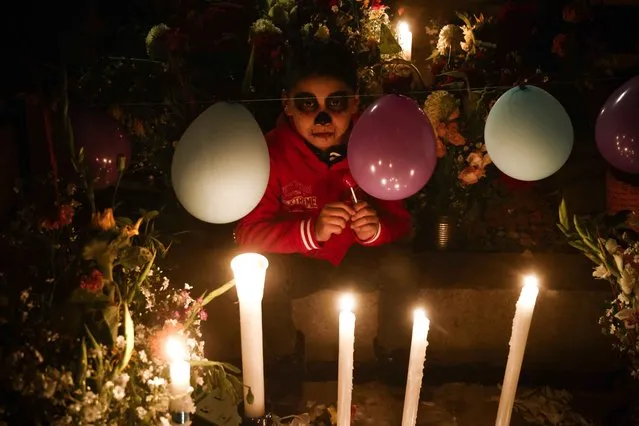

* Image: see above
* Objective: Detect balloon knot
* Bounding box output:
[518,84,528,91]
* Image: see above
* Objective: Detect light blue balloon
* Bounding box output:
[484,85,573,181]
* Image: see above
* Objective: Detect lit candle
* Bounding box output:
[397,21,412,61]
[401,309,430,426]
[337,293,356,426]
[165,336,191,411]
[495,275,540,426]
[231,253,269,419]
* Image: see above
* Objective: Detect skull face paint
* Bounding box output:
[314,111,332,125]
[283,75,359,151]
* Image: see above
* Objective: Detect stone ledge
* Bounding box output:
[171,241,616,375]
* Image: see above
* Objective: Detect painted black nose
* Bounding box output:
[314,111,332,125]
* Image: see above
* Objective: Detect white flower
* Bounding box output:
[117,372,130,386]
[593,264,610,279]
[436,25,463,56]
[141,368,153,382]
[618,293,631,304]
[136,407,148,419]
[251,18,282,37]
[614,254,625,275]
[460,25,474,52]
[606,238,619,253]
[161,277,170,291]
[160,416,172,426]
[148,377,167,387]
[184,283,193,291]
[139,350,148,363]
[112,385,126,400]
[618,265,637,295]
[115,335,126,349]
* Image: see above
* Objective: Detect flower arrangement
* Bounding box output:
[409,84,497,228]
[246,0,403,99]
[0,95,242,424]
[0,195,241,424]
[558,200,639,378]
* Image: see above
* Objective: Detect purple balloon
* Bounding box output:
[70,107,132,189]
[347,95,436,200]
[596,76,639,174]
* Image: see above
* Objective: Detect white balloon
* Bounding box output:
[484,85,573,181]
[171,102,270,224]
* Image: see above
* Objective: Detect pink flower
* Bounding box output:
[80,269,104,293]
[199,309,208,321]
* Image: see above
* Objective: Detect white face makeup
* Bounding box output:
[284,75,359,151]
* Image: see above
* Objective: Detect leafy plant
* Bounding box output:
[558,199,639,378]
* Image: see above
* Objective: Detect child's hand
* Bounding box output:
[350,201,380,241]
[315,202,356,242]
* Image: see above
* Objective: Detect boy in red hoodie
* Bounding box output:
[234,40,412,265]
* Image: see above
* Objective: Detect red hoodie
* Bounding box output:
[234,117,413,265]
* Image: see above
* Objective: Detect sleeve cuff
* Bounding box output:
[300,218,320,251]
[359,222,382,245]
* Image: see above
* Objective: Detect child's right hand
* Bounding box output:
[315,202,356,242]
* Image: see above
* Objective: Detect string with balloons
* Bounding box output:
[84,76,627,108]
[169,76,639,224]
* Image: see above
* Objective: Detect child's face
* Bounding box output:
[284,75,359,151]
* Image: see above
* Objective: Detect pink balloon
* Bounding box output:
[347,95,436,200]
[70,107,132,190]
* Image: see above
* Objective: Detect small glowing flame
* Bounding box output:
[339,293,355,312]
[164,335,186,363]
[398,21,410,36]
[413,308,427,321]
[523,275,539,288]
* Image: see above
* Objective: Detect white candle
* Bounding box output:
[401,308,430,426]
[231,253,269,419]
[165,335,192,412]
[169,359,191,396]
[495,275,540,426]
[337,293,356,426]
[397,21,412,61]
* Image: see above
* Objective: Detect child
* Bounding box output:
[234,39,412,266]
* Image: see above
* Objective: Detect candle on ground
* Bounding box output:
[165,336,191,411]
[495,275,540,426]
[231,253,269,419]
[401,308,430,426]
[397,21,413,61]
[337,293,356,426]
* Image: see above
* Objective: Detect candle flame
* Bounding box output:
[413,308,427,320]
[339,293,355,312]
[231,252,269,302]
[523,274,539,288]
[165,335,186,363]
[398,21,410,35]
